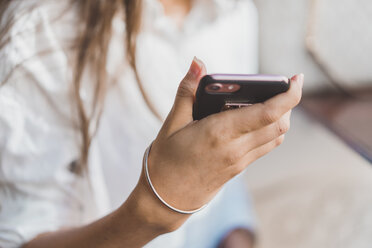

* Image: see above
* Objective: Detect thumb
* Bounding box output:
[163,57,206,136]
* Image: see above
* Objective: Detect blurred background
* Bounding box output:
[245,0,372,247]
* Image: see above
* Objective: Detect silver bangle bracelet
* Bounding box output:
[143,143,208,215]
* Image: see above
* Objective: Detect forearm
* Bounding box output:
[23,174,188,248]
[23,209,156,248]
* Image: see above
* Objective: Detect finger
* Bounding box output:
[161,57,207,136]
[236,110,291,153]
[230,135,285,175]
[215,74,303,136]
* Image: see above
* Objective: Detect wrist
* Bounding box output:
[120,171,189,234]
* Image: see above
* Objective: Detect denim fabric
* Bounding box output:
[147,174,256,248]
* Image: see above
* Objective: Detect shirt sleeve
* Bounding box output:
[0,3,84,247]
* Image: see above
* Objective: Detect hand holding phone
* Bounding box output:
[142,58,303,234]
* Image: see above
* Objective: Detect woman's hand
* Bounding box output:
[132,57,303,233]
[24,59,302,248]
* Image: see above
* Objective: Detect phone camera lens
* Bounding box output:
[208,84,222,91]
[205,83,224,93]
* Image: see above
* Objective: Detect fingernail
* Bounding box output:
[188,56,201,78]
[193,56,203,67]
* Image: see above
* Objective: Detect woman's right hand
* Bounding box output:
[130,58,304,233]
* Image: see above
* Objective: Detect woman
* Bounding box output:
[0,0,303,247]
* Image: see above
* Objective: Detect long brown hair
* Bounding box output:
[0,0,150,174]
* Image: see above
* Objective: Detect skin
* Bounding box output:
[25,1,303,247]
[24,59,303,248]
[218,228,255,248]
[158,0,192,27]
[156,1,257,246]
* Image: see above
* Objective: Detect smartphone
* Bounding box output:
[193,74,290,120]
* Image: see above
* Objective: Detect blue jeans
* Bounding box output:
[146,174,256,248]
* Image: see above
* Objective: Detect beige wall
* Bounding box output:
[254,0,330,92]
[255,0,372,91]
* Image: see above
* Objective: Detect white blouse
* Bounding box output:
[0,0,258,247]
